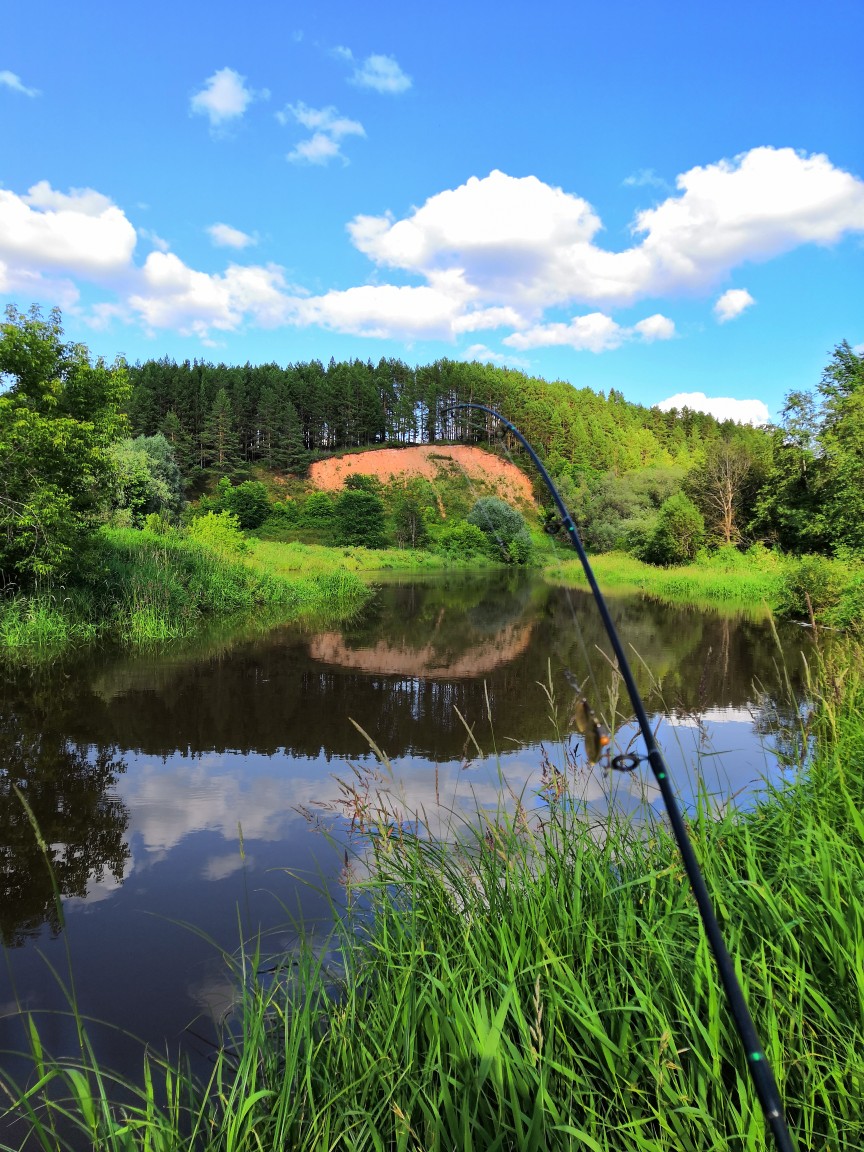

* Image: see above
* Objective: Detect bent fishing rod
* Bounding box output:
[451,403,796,1152]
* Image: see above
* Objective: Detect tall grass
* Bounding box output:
[552,549,784,612]
[0,527,370,656]
[3,646,862,1149]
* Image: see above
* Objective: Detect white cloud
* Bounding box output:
[623,168,669,190]
[504,311,675,353]
[655,391,770,425]
[4,147,862,350]
[505,313,626,353]
[207,222,257,249]
[0,182,137,275]
[633,313,676,341]
[349,150,864,310]
[462,344,530,369]
[714,287,755,322]
[0,70,39,97]
[351,53,411,94]
[287,133,342,165]
[280,102,365,165]
[191,67,262,129]
[138,227,170,252]
[295,283,468,339]
[128,252,297,336]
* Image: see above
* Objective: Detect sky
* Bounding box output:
[2,0,862,424]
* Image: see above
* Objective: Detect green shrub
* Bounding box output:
[644,492,705,565]
[335,489,387,549]
[467,497,533,564]
[297,491,337,527]
[218,479,271,529]
[435,520,490,559]
[186,510,249,556]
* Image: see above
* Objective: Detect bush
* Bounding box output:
[466,497,533,564]
[335,489,387,549]
[434,521,490,560]
[297,491,336,527]
[644,493,705,565]
[186,511,249,556]
[776,553,850,623]
[217,478,271,529]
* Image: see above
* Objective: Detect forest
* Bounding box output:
[122,329,864,563]
[2,303,863,629]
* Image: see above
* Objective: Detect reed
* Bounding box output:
[3,645,862,1150]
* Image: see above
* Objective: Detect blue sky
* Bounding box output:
[2,0,862,423]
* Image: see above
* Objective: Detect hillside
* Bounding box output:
[309,445,534,511]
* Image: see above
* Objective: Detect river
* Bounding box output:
[0,571,810,1090]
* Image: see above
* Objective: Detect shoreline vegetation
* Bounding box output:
[3,527,862,658]
[3,642,862,1149]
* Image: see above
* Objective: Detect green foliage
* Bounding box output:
[343,471,382,493]
[644,492,705,565]
[565,466,684,554]
[434,520,490,560]
[756,342,864,555]
[335,488,388,549]
[0,304,129,587]
[391,488,430,549]
[467,496,533,564]
[217,478,271,529]
[297,490,337,527]
[110,433,184,525]
[186,510,249,556]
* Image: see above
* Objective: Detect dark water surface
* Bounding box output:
[1,572,810,1086]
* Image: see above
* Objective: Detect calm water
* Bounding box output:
[0,572,809,1086]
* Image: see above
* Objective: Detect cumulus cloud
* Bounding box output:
[128,252,297,337]
[0,70,40,97]
[349,150,864,311]
[207,222,257,249]
[504,312,675,353]
[0,182,137,274]
[4,146,863,349]
[655,392,770,425]
[279,102,365,165]
[191,67,264,130]
[633,313,676,341]
[351,53,412,94]
[714,287,755,322]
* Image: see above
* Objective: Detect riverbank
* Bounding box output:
[3,638,861,1149]
[0,526,371,654]
[551,546,864,629]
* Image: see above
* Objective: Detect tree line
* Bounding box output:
[126,354,740,484]
[2,303,863,595]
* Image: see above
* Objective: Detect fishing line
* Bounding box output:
[447,402,796,1152]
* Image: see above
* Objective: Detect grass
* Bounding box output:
[0,526,370,657]
[548,549,784,613]
[2,642,862,1149]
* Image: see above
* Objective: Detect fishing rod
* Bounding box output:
[451,402,796,1152]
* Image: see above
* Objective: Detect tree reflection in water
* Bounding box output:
[0,675,129,947]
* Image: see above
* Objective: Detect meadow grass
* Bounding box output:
[2,643,862,1150]
[549,550,784,613]
[0,527,370,657]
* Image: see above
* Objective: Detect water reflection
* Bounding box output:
[0,573,811,1086]
[0,672,129,947]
